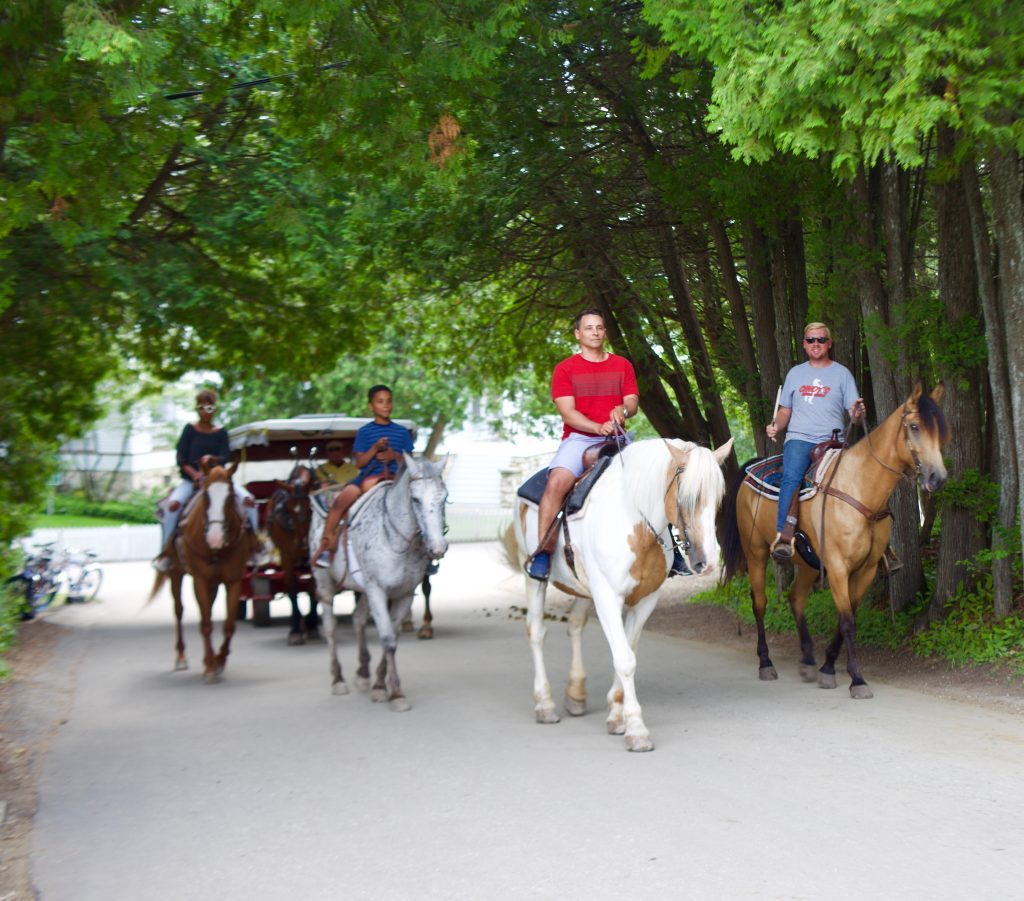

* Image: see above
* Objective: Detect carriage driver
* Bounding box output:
[313,384,414,568]
[152,388,259,572]
[526,309,692,582]
[314,441,359,487]
[766,322,865,563]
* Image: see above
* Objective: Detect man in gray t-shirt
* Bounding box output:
[765,322,864,562]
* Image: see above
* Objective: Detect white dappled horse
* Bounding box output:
[512,437,733,751]
[310,453,448,711]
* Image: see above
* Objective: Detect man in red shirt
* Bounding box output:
[526,309,640,581]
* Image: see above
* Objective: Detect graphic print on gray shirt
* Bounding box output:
[780,361,859,444]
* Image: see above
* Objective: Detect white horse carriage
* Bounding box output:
[511,437,733,751]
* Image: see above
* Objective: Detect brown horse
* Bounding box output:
[149,460,256,682]
[267,465,318,645]
[722,384,949,699]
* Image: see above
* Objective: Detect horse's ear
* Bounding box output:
[226,460,238,478]
[930,382,945,404]
[908,382,923,404]
[713,437,734,468]
[439,452,451,478]
[402,451,416,470]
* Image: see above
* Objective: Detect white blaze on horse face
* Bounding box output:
[205,481,230,549]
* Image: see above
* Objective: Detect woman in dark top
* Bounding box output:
[153,388,257,570]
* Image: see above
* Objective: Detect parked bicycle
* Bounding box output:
[4,542,104,619]
[6,541,64,619]
[62,548,103,603]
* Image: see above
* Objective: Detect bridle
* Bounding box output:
[862,404,926,482]
[378,469,447,552]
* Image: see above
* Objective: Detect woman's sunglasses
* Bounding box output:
[804,336,830,345]
[196,404,217,413]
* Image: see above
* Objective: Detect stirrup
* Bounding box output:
[526,551,551,582]
[882,546,903,575]
[770,535,795,564]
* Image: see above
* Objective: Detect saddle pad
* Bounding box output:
[516,455,613,517]
[743,448,843,503]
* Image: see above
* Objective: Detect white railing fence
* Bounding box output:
[29,505,513,562]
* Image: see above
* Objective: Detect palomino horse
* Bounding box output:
[722,384,949,699]
[267,465,318,645]
[512,437,733,752]
[149,460,257,682]
[310,453,448,711]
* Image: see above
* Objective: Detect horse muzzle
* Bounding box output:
[921,467,948,494]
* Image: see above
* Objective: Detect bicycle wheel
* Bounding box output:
[4,575,35,620]
[72,567,103,602]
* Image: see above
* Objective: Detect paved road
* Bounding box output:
[30,544,1024,900]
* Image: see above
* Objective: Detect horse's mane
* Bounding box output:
[918,393,949,444]
[619,438,726,517]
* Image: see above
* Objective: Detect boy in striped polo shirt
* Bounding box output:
[314,384,414,567]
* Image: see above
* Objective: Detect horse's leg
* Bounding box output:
[417,574,434,640]
[171,573,188,671]
[215,581,241,676]
[382,592,415,711]
[315,576,347,695]
[363,585,409,710]
[282,558,304,645]
[525,576,559,724]
[195,579,218,683]
[563,596,592,717]
[834,564,878,699]
[789,565,819,682]
[353,592,372,691]
[748,550,777,680]
[591,580,653,752]
[304,583,321,640]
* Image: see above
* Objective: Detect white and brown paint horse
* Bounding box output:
[149,460,257,682]
[722,384,949,698]
[512,437,733,752]
[310,453,448,711]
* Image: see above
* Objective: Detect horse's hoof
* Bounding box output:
[417,625,434,640]
[758,666,778,681]
[849,684,874,700]
[355,677,371,692]
[606,718,626,735]
[799,664,817,683]
[389,697,411,712]
[401,620,415,633]
[370,688,388,703]
[331,681,350,696]
[817,671,838,690]
[535,706,560,724]
[563,693,586,717]
[174,659,188,672]
[203,671,220,684]
[625,733,654,752]
[287,632,305,646]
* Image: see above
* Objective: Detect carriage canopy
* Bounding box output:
[228,414,418,463]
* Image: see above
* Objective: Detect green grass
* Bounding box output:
[33,513,132,528]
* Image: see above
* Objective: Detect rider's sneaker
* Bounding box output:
[526,551,551,582]
[668,547,692,578]
[314,551,332,569]
[151,556,172,573]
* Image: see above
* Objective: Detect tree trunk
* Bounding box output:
[989,148,1024,576]
[925,126,987,625]
[741,220,782,406]
[846,165,923,609]
[963,158,1019,618]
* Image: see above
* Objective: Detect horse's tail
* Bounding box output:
[147,570,169,605]
[721,458,759,583]
[500,522,521,571]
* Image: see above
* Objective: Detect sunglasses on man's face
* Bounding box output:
[196,404,217,413]
[326,447,344,453]
[804,336,830,345]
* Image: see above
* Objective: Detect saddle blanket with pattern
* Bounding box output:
[743,448,842,502]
